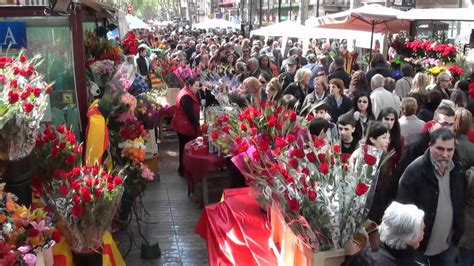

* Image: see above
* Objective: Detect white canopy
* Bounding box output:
[397,8,474,21]
[125,14,150,30]
[251,20,312,38]
[192,19,240,30]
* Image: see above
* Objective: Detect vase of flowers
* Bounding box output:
[0,52,52,206]
[46,165,125,256]
[0,184,56,265]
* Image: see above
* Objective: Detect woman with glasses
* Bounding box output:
[433,71,452,100]
[349,92,375,141]
[237,48,251,64]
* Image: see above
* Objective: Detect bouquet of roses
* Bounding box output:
[233,127,385,250]
[46,165,125,252]
[0,184,56,265]
[152,57,179,87]
[172,64,196,88]
[448,65,464,80]
[121,31,139,56]
[0,52,52,161]
[32,123,83,184]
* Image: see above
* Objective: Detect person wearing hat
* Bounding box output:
[303,54,323,94]
[278,56,298,90]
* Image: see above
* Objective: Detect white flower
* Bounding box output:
[3,222,13,235]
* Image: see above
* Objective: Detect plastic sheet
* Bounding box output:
[195,188,277,266]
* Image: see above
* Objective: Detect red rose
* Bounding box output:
[71,167,81,176]
[95,188,103,197]
[240,123,247,131]
[72,194,81,204]
[313,137,325,148]
[73,145,83,153]
[355,182,369,196]
[33,88,42,97]
[58,185,69,196]
[65,153,76,166]
[8,91,19,104]
[107,183,115,191]
[307,189,317,201]
[67,133,76,144]
[267,115,277,127]
[71,204,84,217]
[20,91,30,100]
[317,153,326,163]
[290,149,305,158]
[288,158,298,168]
[221,114,229,122]
[27,228,39,237]
[9,79,18,88]
[318,163,329,175]
[57,124,65,134]
[82,191,92,203]
[287,198,300,212]
[54,169,65,178]
[50,146,60,157]
[19,54,27,63]
[301,167,310,175]
[252,150,260,161]
[285,175,295,183]
[306,114,314,121]
[22,102,34,113]
[286,133,296,143]
[72,180,81,191]
[272,149,281,156]
[36,138,45,148]
[275,136,286,148]
[113,176,123,185]
[364,153,377,166]
[276,122,283,130]
[250,127,257,135]
[289,111,297,122]
[340,153,351,163]
[333,144,341,153]
[210,131,219,140]
[306,152,317,162]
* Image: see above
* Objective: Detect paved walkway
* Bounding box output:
[118,139,209,265]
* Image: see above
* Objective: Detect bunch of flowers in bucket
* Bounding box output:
[84,30,121,66]
[0,52,52,160]
[172,64,197,88]
[135,88,165,130]
[121,31,139,56]
[232,126,386,251]
[32,123,82,184]
[46,165,124,253]
[152,57,179,87]
[0,185,56,265]
[87,59,116,88]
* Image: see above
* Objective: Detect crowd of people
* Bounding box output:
[136,25,474,266]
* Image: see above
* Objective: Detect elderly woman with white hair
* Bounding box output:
[282,68,312,109]
[344,201,425,266]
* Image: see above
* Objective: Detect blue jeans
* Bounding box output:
[416,245,456,266]
[459,247,474,266]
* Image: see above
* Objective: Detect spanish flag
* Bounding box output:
[85,99,109,166]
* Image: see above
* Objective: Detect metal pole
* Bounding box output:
[289,0,292,20]
[259,0,263,26]
[249,0,253,32]
[369,21,375,66]
[316,0,319,17]
[278,0,282,22]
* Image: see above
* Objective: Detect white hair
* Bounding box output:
[379,201,425,250]
[294,68,312,83]
[370,74,385,90]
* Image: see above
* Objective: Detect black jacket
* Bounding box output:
[326,95,353,123]
[283,82,306,108]
[136,55,149,77]
[344,243,422,266]
[328,68,351,89]
[396,149,465,253]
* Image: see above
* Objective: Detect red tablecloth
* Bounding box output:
[195,187,277,266]
[183,140,226,195]
[158,104,176,118]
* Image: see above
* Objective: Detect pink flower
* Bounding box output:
[142,166,155,181]
[23,254,36,266]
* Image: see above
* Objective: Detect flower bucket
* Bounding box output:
[72,248,102,266]
[166,87,180,106]
[0,155,32,207]
[36,248,54,266]
[312,249,345,266]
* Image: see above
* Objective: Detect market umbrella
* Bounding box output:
[397,7,474,21]
[250,20,312,38]
[125,14,150,30]
[307,4,409,60]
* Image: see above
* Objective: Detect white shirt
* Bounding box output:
[370,87,401,118]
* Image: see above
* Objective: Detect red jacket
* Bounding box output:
[172,86,200,137]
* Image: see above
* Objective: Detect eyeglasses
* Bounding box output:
[358,100,368,103]
[435,121,454,128]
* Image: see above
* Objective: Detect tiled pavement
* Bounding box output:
[114,138,219,265]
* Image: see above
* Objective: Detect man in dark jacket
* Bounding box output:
[327,57,350,89]
[395,105,455,186]
[136,45,151,89]
[278,56,298,90]
[396,128,465,265]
